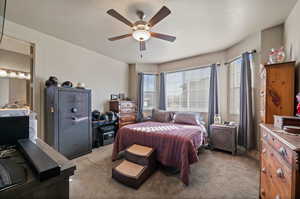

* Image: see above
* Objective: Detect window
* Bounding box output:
[228,58,242,116]
[166,67,211,112]
[143,74,158,110]
[228,55,254,119]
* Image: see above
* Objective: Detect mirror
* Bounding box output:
[0,36,33,110]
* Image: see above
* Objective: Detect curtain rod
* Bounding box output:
[163,63,221,74]
[224,49,257,65]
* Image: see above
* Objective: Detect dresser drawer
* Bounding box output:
[120,101,136,109]
[119,121,135,128]
[260,152,271,199]
[262,130,293,166]
[119,108,136,114]
[261,140,292,199]
[120,114,136,123]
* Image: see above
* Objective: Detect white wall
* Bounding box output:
[284,0,300,91]
[158,51,226,72]
[261,24,284,64]
[4,20,129,139]
[0,49,31,72]
[0,36,31,56]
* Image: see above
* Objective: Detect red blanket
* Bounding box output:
[112,121,207,185]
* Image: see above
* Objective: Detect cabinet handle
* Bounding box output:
[261,168,266,173]
[276,168,284,178]
[261,189,265,196]
[72,116,88,122]
[262,148,266,153]
[275,195,280,199]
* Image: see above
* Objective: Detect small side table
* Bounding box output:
[210,124,238,155]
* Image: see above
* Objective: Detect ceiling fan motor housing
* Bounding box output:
[132,21,151,41]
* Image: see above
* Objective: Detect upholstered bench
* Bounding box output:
[112,144,156,189]
[125,144,156,168]
[112,160,152,189]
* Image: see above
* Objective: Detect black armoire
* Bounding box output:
[45,87,92,159]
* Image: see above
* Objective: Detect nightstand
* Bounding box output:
[210,124,238,155]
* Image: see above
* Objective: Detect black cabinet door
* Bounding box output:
[58,90,90,159]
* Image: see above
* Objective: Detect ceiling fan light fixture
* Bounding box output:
[132,30,151,41]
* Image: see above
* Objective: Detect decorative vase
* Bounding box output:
[277,47,286,63]
[268,48,277,64]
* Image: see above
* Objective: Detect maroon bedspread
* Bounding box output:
[112,121,207,185]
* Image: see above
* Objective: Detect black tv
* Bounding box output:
[0,0,7,43]
[0,116,29,146]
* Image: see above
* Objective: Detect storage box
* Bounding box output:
[274,115,300,129]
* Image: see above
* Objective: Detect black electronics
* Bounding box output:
[0,116,29,147]
[92,110,101,121]
[92,120,116,148]
[99,124,116,146]
[18,139,60,181]
[102,131,114,145]
[107,111,117,122]
[0,0,6,43]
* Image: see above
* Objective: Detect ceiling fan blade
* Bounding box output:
[148,6,171,27]
[108,34,132,41]
[151,32,176,42]
[140,41,146,51]
[107,9,133,27]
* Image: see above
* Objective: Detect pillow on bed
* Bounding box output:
[152,109,174,123]
[173,112,203,126]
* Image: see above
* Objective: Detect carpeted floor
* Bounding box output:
[69,144,259,199]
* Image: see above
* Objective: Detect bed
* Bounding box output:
[112,121,207,185]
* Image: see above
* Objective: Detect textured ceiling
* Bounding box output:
[5,0,298,64]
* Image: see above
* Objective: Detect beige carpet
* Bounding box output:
[70,144,259,199]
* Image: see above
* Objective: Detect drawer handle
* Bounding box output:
[261,168,266,173]
[275,195,280,199]
[276,168,284,178]
[262,148,266,153]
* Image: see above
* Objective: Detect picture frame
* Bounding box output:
[110,94,119,100]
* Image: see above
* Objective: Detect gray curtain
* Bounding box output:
[208,64,219,135]
[159,72,166,110]
[238,52,254,150]
[137,72,144,121]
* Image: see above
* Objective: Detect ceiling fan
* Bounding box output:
[107,6,176,51]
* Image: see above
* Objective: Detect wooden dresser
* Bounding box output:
[109,100,137,128]
[260,62,295,124]
[260,124,300,199]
